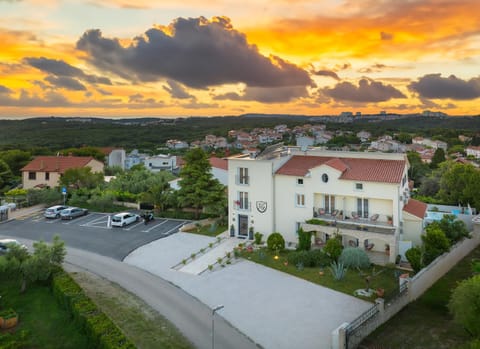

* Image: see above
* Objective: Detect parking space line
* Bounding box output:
[160,222,185,236]
[141,219,169,233]
[80,214,108,226]
[65,214,94,225]
[124,220,144,231]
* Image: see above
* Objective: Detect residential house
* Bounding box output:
[21,156,104,189]
[101,147,126,169]
[412,137,448,150]
[356,131,371,143]
[166,139,189,150]
[143,154,178,173]
[466,145,480,159]
[125,149,148,170]
[296,136,315,148]
[228,146,418,264]
[209,156,228,186]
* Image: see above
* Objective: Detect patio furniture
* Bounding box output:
[370,214,379,222]
[318,208,325,215]
[351,211,359,219]
[365,243,375,251]
[331,209,339,217]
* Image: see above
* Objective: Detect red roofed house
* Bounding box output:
[209,156,228,186]
[21,156,104,189]
[228,145,423,264]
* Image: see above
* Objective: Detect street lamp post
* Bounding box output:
[212,305,224,349]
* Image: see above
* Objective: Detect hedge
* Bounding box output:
[51,272,135,349]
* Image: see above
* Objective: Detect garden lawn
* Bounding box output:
[0,274,89,349]
[239,248,400,300]
[187,224,227,237]
[361,246,480,349]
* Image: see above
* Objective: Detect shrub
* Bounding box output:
[422,226,450,265]
[323,236,343,261]
[267,232,285,251]
[329,261,347,281]
[297,228,312,251]
[448,275,480,337]
[405,246,423,273]
[254,232,263,245]
[339,247,371,269]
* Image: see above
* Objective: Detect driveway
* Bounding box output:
[125,233,372,349]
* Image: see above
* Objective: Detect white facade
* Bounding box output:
[144,154,177,172]
[228,146,412,263]
[466,146,480,159]
[106,149,126,169]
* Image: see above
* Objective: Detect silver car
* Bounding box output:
[60,207,88,220]
[0,239,27,255]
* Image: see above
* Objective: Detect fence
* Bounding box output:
[334,227,480,349]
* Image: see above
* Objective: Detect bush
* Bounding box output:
[51,271,135,349]
[287,249,331,268]
[405,246,423,273]
[448,275,480,337]
[297,228,312,251]
[323,236,343,261]
[309,249,332,267]
[254,232,263,245]
[339,247,371,269]
[305,219,328,225]
[267,232,285,251]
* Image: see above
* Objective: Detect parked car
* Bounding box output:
[44,205,68,219]
[60,207,88,220]
[111,212,140,227]
[0,239,27,255]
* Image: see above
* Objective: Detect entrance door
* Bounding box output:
[238,215,248,237]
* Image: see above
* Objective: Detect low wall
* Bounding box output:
[113,201,139,209]
[409,229,480,300]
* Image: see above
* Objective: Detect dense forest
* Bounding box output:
[1,115,480,152]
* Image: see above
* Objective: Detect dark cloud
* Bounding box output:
[358,63,388,73]
[0,85,12,94]
[44,75,87,91]
[409,74,480,100]
[335,63,351,71]
[380,31,394,40]
[214,85,309,103]
[163,80,193,99]
[314,70,340,80]
[323,78,406,102]
[95,87,112,95]
[76,16,312,89]
[24,56,112,85]
[0,90,71,107]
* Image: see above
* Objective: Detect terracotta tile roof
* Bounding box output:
[276,155,406,183]
[21,156,96,174]
[209,157,228,171]
[403,198,428,219]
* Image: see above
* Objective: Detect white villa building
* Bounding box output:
[228,145,426,264]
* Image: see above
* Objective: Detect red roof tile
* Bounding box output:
[403,198,427,219]
[21,156,97,174]
[276,155,406,183]
[209,157,228,171]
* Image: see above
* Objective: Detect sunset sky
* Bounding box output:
[1,0,479,118]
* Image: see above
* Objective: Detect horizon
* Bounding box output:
[1,0,479,118]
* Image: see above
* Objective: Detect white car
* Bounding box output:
[44,205,69,219]
[111,212,140,227]
[0,239,27,255]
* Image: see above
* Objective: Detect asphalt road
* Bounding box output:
[0,211,189,260]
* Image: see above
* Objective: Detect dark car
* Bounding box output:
[60,207,88,220]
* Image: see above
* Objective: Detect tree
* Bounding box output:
[405,246,423,273]
[140,178,173,212]
[430,148,446,169]
[407,151,430,188]
[422,226,450,265]
[437,161,480,209]
[448,275,480,337]
[176,148,226,219]
[297,228,312,251]
[0,159,13,191]
[60,167,104,190]
[0,149,31,176]
[60,146,105,161]
[5,236,66,293]
[323,235,343,262]
[430,214,470,244]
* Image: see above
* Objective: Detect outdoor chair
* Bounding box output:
[351,211,359,219]
[318,208,326,215]
[370,214,379,222]
[331,209,339,217]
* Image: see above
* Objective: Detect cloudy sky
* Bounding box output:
[1,0,479,118]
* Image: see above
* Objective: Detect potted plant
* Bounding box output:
[230,224,235,237]
[376,288,385,298]
[387,216,393,225]
[0,308,18,329]
[248,226,254,240]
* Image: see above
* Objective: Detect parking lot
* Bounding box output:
[0,209,191,260]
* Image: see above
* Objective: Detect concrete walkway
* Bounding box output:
[178,237,242,274]
[2,204,45,221]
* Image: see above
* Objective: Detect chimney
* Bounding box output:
[40,160,44,170]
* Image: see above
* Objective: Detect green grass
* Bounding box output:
[0,274,89,349]
[361,246,480,349]
[239,248,400,301]
[186,224,227,237]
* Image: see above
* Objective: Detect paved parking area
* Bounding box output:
[1,209,190,260]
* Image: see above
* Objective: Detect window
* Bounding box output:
[296,194,305,207]
[322,173,329,183]
[239,167,249,185]
[355,183,363,190]
[239,191,249,210]
[357,198,369,218]
[402,175,407,187]
[28,172,36,180]
[324,195,335,213]
[297,178,304,185]
[45,172,50,180]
